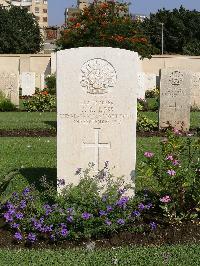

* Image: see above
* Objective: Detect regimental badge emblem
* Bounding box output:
[169,71,184,86]
[80,58,117,94]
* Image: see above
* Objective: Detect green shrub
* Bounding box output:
[0,92,16,111]
[140,129,200,223]
[146,98,159,112]
[23,92,56,112]
[137,114,158,132]
[1,164,155,243]
[145,88,159,99]
[45,74,56,95]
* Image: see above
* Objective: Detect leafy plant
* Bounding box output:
[23,92,56,112]
[137,114,158,132]
[142,6,200,55]
[57,0,157,58]
[1,164,155,244]
[140,129,200,223]
[45,74,56,95]
[0,92,16,111]
[0,5,42,54]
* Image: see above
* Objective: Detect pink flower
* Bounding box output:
[173,128,182,136]
[166,155,173,161]
[167,169,176,176]
[160,195,171,203]
[172,160,180,166]
[144,151,154,158]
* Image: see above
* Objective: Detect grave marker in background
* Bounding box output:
[159,68,191,131]
[191,72,200,109]
[0,72,19,106]
[21,72,35,96]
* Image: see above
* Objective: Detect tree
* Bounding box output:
[142,6,200,55]
[57,0,157,58]
[0,5,42,54]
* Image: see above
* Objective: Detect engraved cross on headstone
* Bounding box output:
[82,128,110,172]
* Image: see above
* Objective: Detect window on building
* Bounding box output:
[43,17,47,22]
[43,0,47,4]
[35,7,39,14]
[35,16,40,21]
[43,9,47,13]
[35,0,40,4]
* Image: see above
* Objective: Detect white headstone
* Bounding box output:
[57,47,139,192]
[21,72,35,96]
[51,52,57,74]
[159,68,191,131]
[0,72,19,106]
[137,72,146,99]
[145,73,157,91]
[191,72,200,109]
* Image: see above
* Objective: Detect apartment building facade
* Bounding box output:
[0,0,48,28]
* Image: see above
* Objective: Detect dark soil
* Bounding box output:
[0,129,198,138]
[0,223,199,250]
[0,129,56,137]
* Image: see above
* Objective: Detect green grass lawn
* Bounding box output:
[0,111,199,130]
[0,112,56,130]
[0,137,161,197]
[0,244,199,265]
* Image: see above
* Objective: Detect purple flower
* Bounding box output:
[27,233,36,242]
[67,207,73,213]
[41,225,53,233]
[105,219,112,226]
[144,151,154,158]
[116,196,129,209]
[3,212,13,222]
[138,203,145,211]
[16,212,24,220]
[57,179,65,186]
[117,219,125,225]
[6,202,15,210]
[150,222,157,230]
[22,188,31,196]
[104,161,109,168]
[118,188,127,195]
[102,194,107,202]
[33,221,42,231]
[43,204,52,216]
[75,168,82,175]
[146,203,153,210]
[12,192,18,199]
[99,210,107,217]
[67,216,74,223]
[132,210,140,217]
[14,232,23,241]
[20,200,27,209]
[60,228,69,237]
[82,212,92,220]
[167,169,176,176]
[11,223,20,229]
[50,234,55,241]
[106,205,113,212]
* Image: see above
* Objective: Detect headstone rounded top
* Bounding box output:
[80,58,117,94]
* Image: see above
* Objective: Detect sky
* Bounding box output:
[48,0,200,26]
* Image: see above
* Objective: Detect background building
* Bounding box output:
[0,0,48,28]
